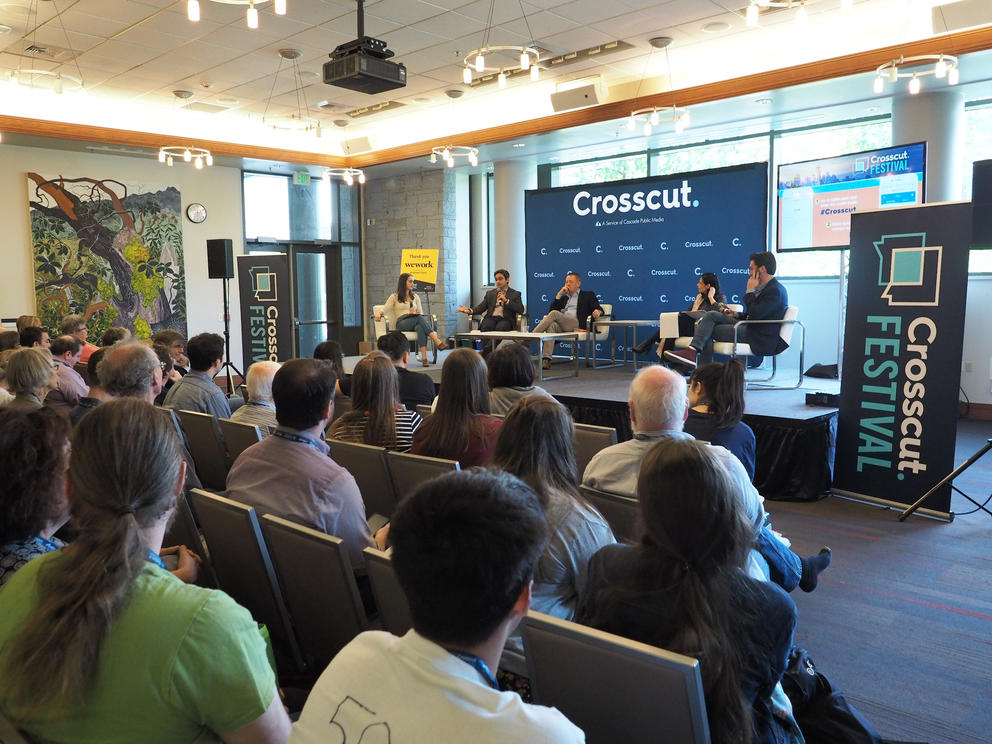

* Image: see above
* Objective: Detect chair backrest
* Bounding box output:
[175,409,229,490]
[163,492,218,589]
[384,450,460,497]
[155,405,185,441]
[362,547,413,636]
[415,403,432,421]
[578,485,640,544]
[332,395,353,422]
[218,418,263,467]
[327,439,398,519]
[261,514,368,669]
[372,303,389,340]
[0,710,30,744]
[523,612,710,744]
[779,305,799,346]
[573,423,618,477]
[187,489,304,671]
[591,302,613,340]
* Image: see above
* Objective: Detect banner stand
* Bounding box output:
[898,438,992,522]
[830,488,952,523]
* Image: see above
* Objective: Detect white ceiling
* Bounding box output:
[0,0,990,161]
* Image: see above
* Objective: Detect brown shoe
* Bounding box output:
[435,340,448,351]
[542,358,552,370]
[664,347,698,369]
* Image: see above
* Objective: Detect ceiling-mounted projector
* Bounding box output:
[323,0,406,95]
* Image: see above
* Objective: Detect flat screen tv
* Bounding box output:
[972,158,992,250]
[777,142,926,252]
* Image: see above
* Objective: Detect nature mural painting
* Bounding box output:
[27,173,187,340]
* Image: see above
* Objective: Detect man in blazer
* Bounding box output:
[665,251,789,369]
[457,269,524,332]
[533,271,604,369]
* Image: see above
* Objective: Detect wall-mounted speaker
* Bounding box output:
[206,238,234,279]
[341,136,373,155]
[549,83,602,113]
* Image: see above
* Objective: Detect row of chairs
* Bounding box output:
[157,407,264,491]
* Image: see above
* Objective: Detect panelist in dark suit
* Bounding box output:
[457,268,524,332]
[666,251,788,369]
[533,271,604,369]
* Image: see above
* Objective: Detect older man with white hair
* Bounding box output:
[583,364,830,593]
[229,361,281,435]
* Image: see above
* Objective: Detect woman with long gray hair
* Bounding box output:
[0,398,290,743]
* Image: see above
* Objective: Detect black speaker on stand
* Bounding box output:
[206,239,242,396]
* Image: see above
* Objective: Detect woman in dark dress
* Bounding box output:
[633,272,725,356]
[577,438,796,744]
[684,359,757,480]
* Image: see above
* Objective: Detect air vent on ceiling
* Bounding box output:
[469,41,634,88]
[20,43,73,61]
[182,102,232,114]
[346,99,406,119]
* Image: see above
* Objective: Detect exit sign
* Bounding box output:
[293,171,311,186]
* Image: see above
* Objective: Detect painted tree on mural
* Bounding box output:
[27,173,187,340]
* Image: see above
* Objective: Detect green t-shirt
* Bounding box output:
[0,551,276,743]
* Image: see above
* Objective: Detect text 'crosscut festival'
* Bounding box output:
[572,180,696,216]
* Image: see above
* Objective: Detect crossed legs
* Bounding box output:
[533,310,579,359]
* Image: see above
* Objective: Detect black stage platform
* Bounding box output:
[344,351,839,502]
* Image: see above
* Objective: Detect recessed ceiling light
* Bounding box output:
[754,97,772,105]
[412,96,431,104]
[702,21,731,33]
[445,89,464,99]
[0,24,12,34]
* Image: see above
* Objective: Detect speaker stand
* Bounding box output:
[215,276,243,396]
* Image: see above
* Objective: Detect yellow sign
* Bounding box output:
[400,248,439,289]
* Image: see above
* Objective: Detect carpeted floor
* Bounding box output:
[765,419,992,744]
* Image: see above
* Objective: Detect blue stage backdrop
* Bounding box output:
[524,162,768,358]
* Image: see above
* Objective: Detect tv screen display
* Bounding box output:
[777,142,926,252]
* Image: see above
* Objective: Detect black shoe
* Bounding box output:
[632,339,653,355]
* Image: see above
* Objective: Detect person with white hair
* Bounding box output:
[229,361,281,435]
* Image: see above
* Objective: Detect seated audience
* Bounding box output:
[163,332,231,419]
[411,348,501,466]
[229,361,281,435]
[577,438,796,744]
[69,348,110,425]
[290,469,583,744]
[0,398,291,743]
[487,342,554,416]
[684,360,756,479]
[97,342,163,404]
[153,329,189,375]
[313,340,351,397]
[583,365,830,593]
[19,326,50,350]
[327,351,422,452]
[46,335,89,414]
[15,315,41,334]
[4,347,58,409]
[493,396,615,619]
[151,343,178,406]
[227,358,380,567]
[60,314,99,363]
[0,330,19,351]
[0,349,15,407]
[0,407,71,586]
[100,326,132,346]
[376,330,435,412]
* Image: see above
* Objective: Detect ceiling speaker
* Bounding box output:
[549,83,602,113]
[341,136,373,155]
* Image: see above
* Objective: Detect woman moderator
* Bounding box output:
[0,398,291,743]
[632,272,725,357]
[577,438,796,744]
[376,273,448,367]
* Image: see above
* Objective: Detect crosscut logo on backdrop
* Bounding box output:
[855,232,942,481]
[247,265,280,362]
[572,180,699,216]
[539,247,582,255]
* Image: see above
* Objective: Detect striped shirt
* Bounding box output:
[229,400,278,436]
[328,408,422,452]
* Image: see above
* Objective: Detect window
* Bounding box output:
[652,135,769,177]
[243,173,290,240]
[964,101,992,272]
[553,153,648,187]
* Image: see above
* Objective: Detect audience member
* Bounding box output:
[15,315,41,334]
[100,326,132,346]
[290,469,583,744]
[5,347,58,409]
[151,343,177,406]
[69,347,110,425]
[152,329,189,374]
[577,438,797,744]
[162,332,231,419]
[0,399,291,743]
[313,339,351,397]
[230,361,281,435]
[0,407,71,586]
[227,359,379,567]
[411,348,500,466]
[327,351,422,452]
[46,335,89,414]
[494,396,615,618]
[685,360,756,479]
[60,314,99,363]
[0,349,16,407]
[487,342,554,415]
[376,330,435,411]
[97,342,162,404]
[0,330,19,351]
[582,365,830,593]
[19,326,50,350]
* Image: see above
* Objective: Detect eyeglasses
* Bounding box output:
[160,362,169,372]
[75,327,87,333]
[51,362,60,370]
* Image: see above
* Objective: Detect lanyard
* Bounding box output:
[273,429,324,453]
[33,536,60,552]
[447,650,499,690]
[146,549,166,569]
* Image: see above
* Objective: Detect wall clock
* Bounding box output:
[186,203,207,223]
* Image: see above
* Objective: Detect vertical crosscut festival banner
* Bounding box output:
[238,254,293,372]
[834,202,972,516]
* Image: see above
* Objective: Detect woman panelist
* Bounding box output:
[376,273,448,367]
[632,272,726,357]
